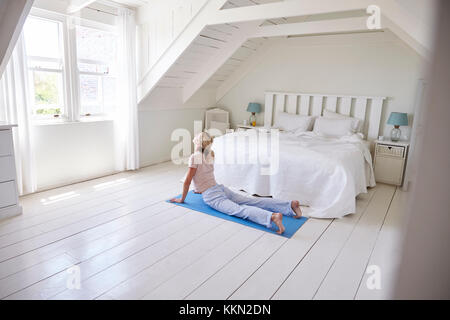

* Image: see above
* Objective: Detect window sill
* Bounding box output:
[33,117,114,126]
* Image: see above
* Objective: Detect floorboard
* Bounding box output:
[186,232,287,300]
[271,189,376,300]
[143,227,265,300]
[355,188,406,300]
[313,184,396,300]
[50,213,227,299]
[0,162,405,300]
[228,218,333,300]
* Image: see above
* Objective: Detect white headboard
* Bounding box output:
[264,91,387,141]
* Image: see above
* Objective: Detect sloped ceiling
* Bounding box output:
[138,0,437,107]
[0,0,34,78]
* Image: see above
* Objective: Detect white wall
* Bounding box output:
[139,108,205,166]
[138,87,215,166]
[217,33,425,140]
[395,0,438,29]
[33,121,117,190]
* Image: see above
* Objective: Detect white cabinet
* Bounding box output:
[0,129,14,156]
[0,124,22,220]
[0,181,17,208]
[0,156,16,181]
[374,140,409,186]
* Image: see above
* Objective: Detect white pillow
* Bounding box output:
[273,112,313,133]
[313,117,354,137]
[323,110,362,132]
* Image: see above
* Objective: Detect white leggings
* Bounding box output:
[202,184,295,228]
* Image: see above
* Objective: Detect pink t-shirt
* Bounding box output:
[188,152,217,193]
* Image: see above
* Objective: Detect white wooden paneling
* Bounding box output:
[325,96,338,112]
[207,23,239,35]
[264,93,274,128]
[201,27,233,42]
[340,96,352,116]
[230,47,254,61]
[354,97,368,120]
[138,0,209,73]
[264,92,386,140]
[213,0,366,25]
[188,43,220,56]
[225,0,256,7]
[194,35,224,48]
[299,95,310,116]
[253,17,369,38]
[215,38,270,98]
[286,95,297,114]
[367,97,384,140]
[137,0,229,102]
[311,96,324,116]
[274,94,286,114]
[241,39,260,50]
[182,20,260,102]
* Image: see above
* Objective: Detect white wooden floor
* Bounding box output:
[0,161,407,300]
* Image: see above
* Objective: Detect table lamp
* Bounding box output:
[387,112,408,142]
[247,103,261,127]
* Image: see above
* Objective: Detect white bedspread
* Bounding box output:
[212,131,375,218]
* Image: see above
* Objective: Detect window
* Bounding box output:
[23,12,118,122]
[24,17,65,118]
[77,25,118,117]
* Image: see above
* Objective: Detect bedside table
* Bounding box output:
[373,140,409,186]
[235,125,264,131]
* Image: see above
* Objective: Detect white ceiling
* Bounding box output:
[105,0,149,8]
[222,0,280,9]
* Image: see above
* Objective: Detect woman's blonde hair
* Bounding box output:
[193,131,214,154]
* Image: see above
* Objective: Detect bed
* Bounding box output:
[212,91,386,219]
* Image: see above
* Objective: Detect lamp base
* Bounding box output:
[391,126,401,142]
[249,113,257,127]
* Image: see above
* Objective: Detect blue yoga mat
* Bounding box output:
[167,191,308,238]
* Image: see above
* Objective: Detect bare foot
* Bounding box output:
[291,200,303,219]
[271,213,285,235]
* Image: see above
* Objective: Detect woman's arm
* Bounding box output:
[170,167,197,203]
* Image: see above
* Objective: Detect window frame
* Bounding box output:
[75,21,118,120]
[24,14,69,120]
[25,8,119,124]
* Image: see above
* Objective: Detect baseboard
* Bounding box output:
[0,204,23,221]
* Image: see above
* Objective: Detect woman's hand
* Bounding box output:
[170,198,184,204]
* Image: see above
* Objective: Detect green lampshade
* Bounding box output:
[247,103,261,113]
[387,112,408,126]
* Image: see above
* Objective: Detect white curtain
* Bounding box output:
[115,7,140,171]
[0,34,37,195]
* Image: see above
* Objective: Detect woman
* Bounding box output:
[170,132,302,234]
